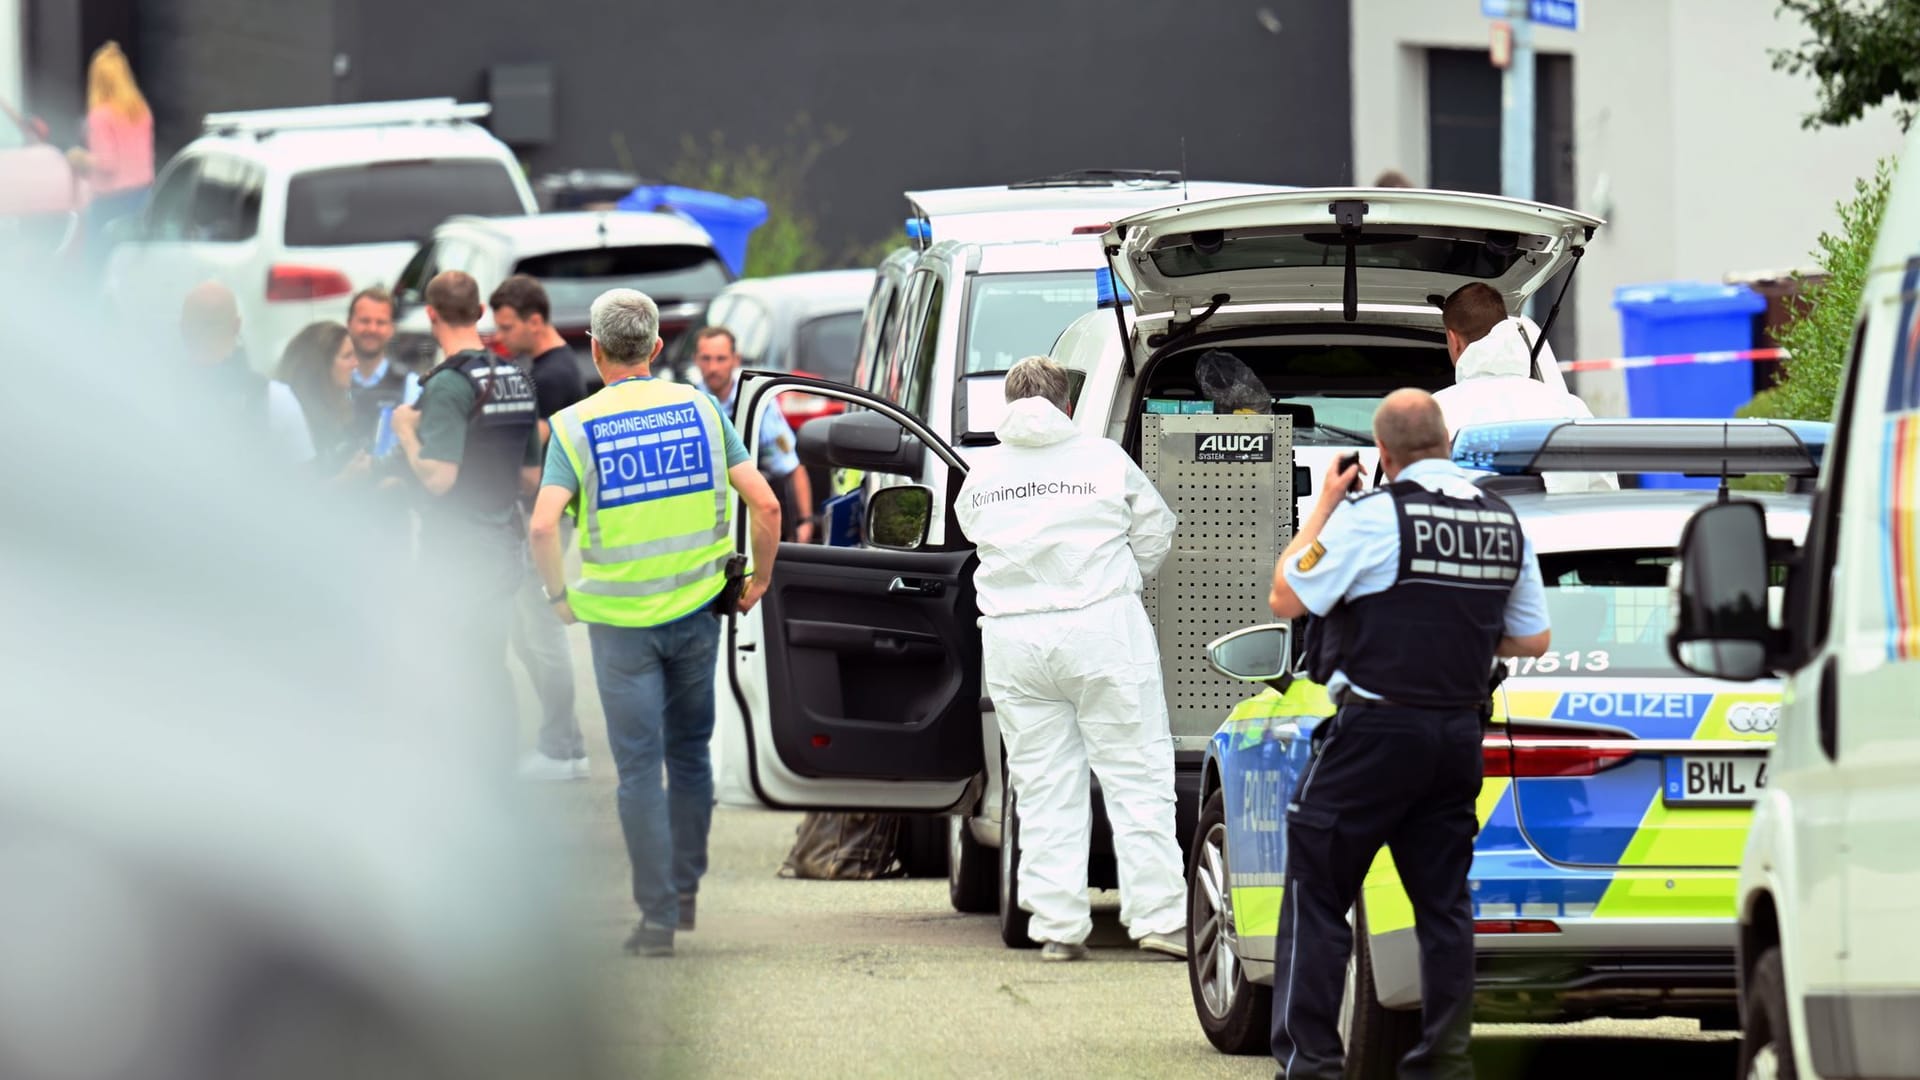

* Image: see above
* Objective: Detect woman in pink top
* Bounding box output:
[71,42,153,267]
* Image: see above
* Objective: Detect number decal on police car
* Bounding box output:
[1502,651,1610,676]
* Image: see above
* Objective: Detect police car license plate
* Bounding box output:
[1664,755,1768,805]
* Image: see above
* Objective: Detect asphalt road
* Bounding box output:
[519,635,1740,1079]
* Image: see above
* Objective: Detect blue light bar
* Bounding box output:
[1095,265,1131,308]
[905,218,930,242]
[1452,419,1832,478]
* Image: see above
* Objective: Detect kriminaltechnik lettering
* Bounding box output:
[971,480,1097,506]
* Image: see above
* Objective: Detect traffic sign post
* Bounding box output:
[1498,1,1534,202]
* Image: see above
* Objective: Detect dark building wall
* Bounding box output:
[135,0,336,160]
[339,0,1353,257]
[29,0,1354,259]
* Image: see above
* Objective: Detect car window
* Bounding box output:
[794,312,860,383]
[903,277,945,420]
[963,271,1100,374]
[394,241,438,300]
[187,154,264,242]
[146,157,202,241]
[283,159,525,248]
[881,273,932,405]
[1525,549,1789,678]
[853,276,898,392]
[710,294,776,366]
[513,245,730,315]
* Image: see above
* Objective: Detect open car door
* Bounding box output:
[718,371,983,810]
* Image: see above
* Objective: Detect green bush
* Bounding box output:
[1742,157,1896,423]
[663,115,896,279]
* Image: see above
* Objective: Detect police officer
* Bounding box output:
[527,288,782,959]
[388,270,543,757]
[1265,389,1551,1080]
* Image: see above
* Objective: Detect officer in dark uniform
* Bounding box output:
[389,270,543,757]
[1265,389,1551,1080]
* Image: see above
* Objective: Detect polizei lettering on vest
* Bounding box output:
[1411,519,1519,563]
[586,402,716,510]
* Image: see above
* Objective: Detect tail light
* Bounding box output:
[481,330,508,357]
[1071,222,1112,235]
[1482,724,1638,778]
[266,264,353,302]
[779,371,847,428]
[1474,919,1560,934]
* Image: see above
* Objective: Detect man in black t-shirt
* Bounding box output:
[490,274,590,781]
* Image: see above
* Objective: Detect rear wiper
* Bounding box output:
[1308,422,1372,445]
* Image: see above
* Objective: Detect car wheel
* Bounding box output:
[998,784,1036,949]
[896,814,949,878]
[1187,788,1272,1055]
[1340,902,1423,1080]
[1739,947,1797,1080]
[948,812,998,913]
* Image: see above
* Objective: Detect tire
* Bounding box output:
[1340,902,1424,1080]
[1187,789,1272,1055]
[948,812,998,913]
[998,784,1037,949]
[896,813,949,878]
[1739,947,1798,1080]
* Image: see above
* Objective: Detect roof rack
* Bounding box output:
[1007,168,1182,190]
[202,98,491,139]
[1452,419,1833,479]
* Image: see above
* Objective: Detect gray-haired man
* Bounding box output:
[953,356,1186,961]
[529,289,782,958]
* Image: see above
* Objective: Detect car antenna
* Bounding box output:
[1179,136,1189,202]
[1716,422,1733,505]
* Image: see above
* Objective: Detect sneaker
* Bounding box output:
[1138,931,1187,960]
[569,757,591,780]
[677,894,697,931]
[1040,941,1090,963]
[623,923,674,958]
[518,752,576,782]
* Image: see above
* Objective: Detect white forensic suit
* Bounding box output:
[953,396,1185,946]
[1434,318,1618,493]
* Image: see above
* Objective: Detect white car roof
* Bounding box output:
[191,125,513,175]
[907,180,1285,246]
[716,269,876,317]
[436,211,716,254]
[970,238,1111,275]
[1511,489,1811,554]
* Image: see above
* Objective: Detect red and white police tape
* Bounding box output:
[1558,346,1788,373]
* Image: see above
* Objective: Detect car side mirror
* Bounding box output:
[864,485,933,551]
[1207,624,1294,683]
[1668,501,1773,681]
[798,410,926,477]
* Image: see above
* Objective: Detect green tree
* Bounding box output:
[1774,0,1920,130]
[1741,156,1896,425]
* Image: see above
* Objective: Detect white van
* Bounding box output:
[1666,129,1920,1077]
[717,187,1601,948]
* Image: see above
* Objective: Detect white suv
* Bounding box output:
[104,99,535,372]
[389,211,731,376]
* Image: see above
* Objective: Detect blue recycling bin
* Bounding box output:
[616,184,769,276]
[1613,281,1768,488]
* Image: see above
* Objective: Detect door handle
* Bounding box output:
[888,576,945,597]
[1818,655,1839,761]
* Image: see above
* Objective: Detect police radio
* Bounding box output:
[1332,452,1362,495]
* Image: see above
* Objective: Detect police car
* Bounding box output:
[1189,419,1826,1070]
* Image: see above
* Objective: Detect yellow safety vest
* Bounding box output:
[553,378,735,627]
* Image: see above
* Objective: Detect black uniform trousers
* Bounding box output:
[1269,700,1484,1080]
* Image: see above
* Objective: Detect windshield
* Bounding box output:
[514,245,730,315]
[794,311,860,383]
[1519,549,1788,678]
[284,159,525,247]
[963,271,1100,374]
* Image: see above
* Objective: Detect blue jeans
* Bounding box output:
[588,612,721,929]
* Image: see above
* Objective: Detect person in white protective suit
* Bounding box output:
[953,355,1187,963]
[1434,282,1617,493]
